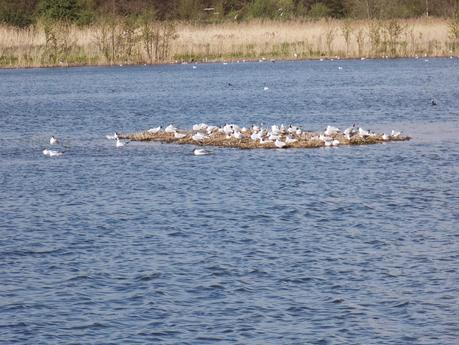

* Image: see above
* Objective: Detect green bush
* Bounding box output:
[308,3,330,19]
[248,0,277,19]
[0,2,34,27]
[38,0,90,23]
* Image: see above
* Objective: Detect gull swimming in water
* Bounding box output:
[116,138,127,147]
[43,149,63,157]
[49,136,59,145]
[193,148,211,156]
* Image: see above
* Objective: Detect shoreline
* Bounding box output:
[0,55,457,71]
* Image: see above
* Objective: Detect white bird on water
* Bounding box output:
[116,138,127,147]
[49,136,59,145]
[43,149,63,157]
[193,148,211,156]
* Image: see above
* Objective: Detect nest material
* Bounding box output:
[120,129,410,149]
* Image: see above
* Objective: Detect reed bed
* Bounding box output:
[120,127,410,150]
[0,17,456,68]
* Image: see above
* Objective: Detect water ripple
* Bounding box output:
[0,59,458,344]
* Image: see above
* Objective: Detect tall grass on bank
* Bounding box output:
[0,18,457,68]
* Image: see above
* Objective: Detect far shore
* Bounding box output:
[1,55,457,71]
[1,18,457,69]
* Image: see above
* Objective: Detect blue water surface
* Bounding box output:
[0,58,458,344]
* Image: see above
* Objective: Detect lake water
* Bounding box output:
[0,59,458,344]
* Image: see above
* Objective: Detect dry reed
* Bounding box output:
[0,17,455,68]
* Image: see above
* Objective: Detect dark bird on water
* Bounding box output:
[431,98,437,106]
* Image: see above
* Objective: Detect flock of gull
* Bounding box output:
[42,136,64,157]
[42,122,405,158]
[120,123,405,155]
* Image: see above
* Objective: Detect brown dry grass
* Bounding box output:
[174,18,451,60]
[0,17,455,68]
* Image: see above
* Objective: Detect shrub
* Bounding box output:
[308,3,330,19]
[0,1,34,27]
[38,0,89,23]
[248,0,277,19]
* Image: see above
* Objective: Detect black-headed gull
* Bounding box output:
[43,149,63,157]
[193,148,211,156]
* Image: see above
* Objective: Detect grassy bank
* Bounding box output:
[1,18,458,68]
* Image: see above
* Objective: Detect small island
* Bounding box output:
[120,124,410,149]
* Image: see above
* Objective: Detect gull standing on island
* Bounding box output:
[148,126,161,133]
[106,132,119,140]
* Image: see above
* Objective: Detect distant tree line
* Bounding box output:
[1,0,459,27]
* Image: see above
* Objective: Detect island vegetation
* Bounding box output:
[1,0,459,67]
